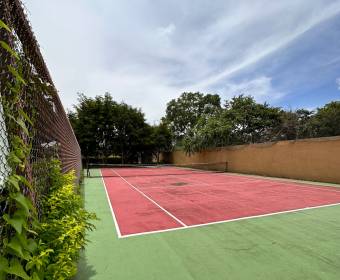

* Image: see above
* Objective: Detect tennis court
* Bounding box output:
[98,163,340,238]
[77,167,340,280]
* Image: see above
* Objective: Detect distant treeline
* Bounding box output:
[162,92,340,154]
[68,92,340,162]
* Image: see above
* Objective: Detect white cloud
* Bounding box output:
[191,1,340,89]
[23,0,340,122]
[86,69,181,123]
[336,78,340,90]
[221,76,283,102]
[157,23,176,37]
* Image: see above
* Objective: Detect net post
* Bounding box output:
[225,161,228,172]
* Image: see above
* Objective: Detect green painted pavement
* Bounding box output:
[76,169,340,280]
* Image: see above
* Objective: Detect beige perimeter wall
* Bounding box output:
[165,136,340,184]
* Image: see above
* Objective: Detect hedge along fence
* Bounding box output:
[165,136,340,184]
[0,1,95,279]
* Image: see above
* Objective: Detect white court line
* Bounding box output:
[100,170,122,238]
[111,169,187,227]
[120,202,340,239]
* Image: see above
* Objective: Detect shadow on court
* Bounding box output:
[75,251,97,280]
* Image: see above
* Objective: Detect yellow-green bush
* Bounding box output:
[37,161,96,279]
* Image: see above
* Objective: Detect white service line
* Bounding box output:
[120,202,340,239]
[100,170,122,238]
[111,169,188,228]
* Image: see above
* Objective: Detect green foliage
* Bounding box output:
[183,114,232,154]
[150,123,173,162]
[182,94,340,154]
[183,95,281,153]
[0,19,11,32]
[312,101,340,137]
[164,92,221,140]
[69,93,171,163]
[224,95,282,144]
[36,160,96,280]
[278,109,314,140]
[0,20,39,280]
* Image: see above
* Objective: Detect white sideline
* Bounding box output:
[100,170,122,238]
[111,169,187,227]
[120,202,340,239]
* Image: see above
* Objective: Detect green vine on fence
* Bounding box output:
[0,19,96,280]
[0,19,39,280]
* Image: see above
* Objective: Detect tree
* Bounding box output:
[164,92,221,141]
[312,101,340,137]
[68,94,105,161]
[150,123,173,163]
[279,110,299,140]
[182,95,284,153]
[68,93,152,163]
[183,114,232,154]
[224,95,282,144]
[278,109,314,140]
[296,109,314,139]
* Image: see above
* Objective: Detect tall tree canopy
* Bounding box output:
[68,93,172,163]
[312,101,340,137]
[164,92,221,140]
[224,95,282,144]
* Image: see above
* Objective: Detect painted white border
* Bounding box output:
[120,202,340,239]
[100,170,122,238]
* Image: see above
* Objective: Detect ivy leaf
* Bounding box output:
[0,41,19,60]
[6,175,20,191]
[26,239,38,253]
[7,237,25,258]
[0,19,11,32]
[31,272,41,280]
[8,152,23,166]
[6,233,32,261]
[5,258,29,280]
[16,118,30,136]
[18,175,33,190]
[3,214,25,234]
[0,256,9,273]
[8,65,27,85]
[14,233,34,261]
[19,109,33,126]
[12,192,32,215]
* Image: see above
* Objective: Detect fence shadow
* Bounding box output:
[74,250,97,280]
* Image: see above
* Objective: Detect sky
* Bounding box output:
[23,0,340,123]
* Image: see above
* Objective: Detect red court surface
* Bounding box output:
[101,167,340,238]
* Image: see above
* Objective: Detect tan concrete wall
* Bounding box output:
[165,136,340,184]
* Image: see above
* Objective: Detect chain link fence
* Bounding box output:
[0,0,82,217]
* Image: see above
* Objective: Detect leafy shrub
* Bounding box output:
[36,160,96,279]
